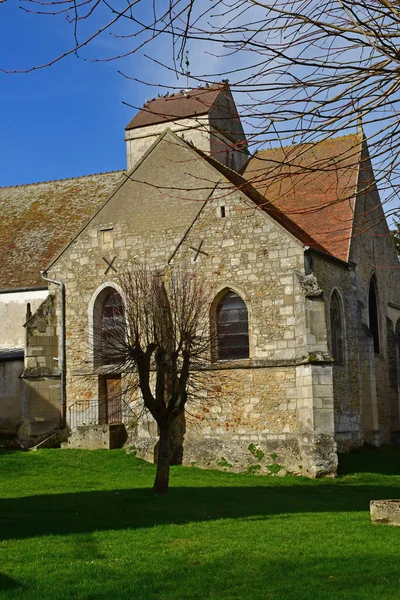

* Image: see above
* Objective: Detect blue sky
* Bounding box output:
[0,1,191,186]
[0,1,265,187]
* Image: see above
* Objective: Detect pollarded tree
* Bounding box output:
[95,264,211,494]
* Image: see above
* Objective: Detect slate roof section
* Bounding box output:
[0,348,24,361]
[242,134,362,262]
[0,171,124,290]
[125,83,226,130]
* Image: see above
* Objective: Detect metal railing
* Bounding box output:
[68,397,135,429]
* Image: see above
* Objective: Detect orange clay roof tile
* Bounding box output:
[242,134,362,261]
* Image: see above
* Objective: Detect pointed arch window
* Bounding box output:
[93,287,125,366]
[330,291,344,364]
[216,291,249,360]
[369,277,380,354]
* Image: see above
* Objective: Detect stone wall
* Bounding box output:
[21,294,61,437]
[0,289,48,349]
[38,131,338,475]
[125,116,211,171]
[0,359,23,432]
[125,88,248,173]
[311,253,363,451]
[208,88,248,171]
[349,138,400,444]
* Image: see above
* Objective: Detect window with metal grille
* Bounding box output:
[330,291,344,363]
[369,277,380,353]
[216,291,249,360]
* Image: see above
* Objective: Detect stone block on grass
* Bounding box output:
[370,500,400,526]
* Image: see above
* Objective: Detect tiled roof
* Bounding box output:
[242,134,362,261]
[193,147,327,254]
[0,171,124,290]
[125,83,226,130]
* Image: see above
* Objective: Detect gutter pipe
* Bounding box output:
[40,271,66,429]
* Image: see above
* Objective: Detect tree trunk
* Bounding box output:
[170,412,185,465]
[153,421,170,494]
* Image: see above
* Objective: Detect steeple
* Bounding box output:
[124,83,249,172]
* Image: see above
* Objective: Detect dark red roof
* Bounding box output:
[242,134,362,261]
[125,84,226,130]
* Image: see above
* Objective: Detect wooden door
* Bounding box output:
[98,375,122,424]
[106,376,122,424]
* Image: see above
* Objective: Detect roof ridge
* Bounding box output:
[141,82,225,105]
[255,133,361,155]
[190,144,329,255]
[125,82,228,131]
[0,169,125,190]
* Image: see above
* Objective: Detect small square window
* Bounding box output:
[100,228,113,248]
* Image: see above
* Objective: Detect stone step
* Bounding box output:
[62,424,127,450]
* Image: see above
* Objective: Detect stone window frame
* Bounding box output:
[329,288,345,365]
[395,319,400,387]
[88,281,126,370]
[368,273,380,354]
[209,284,253,362]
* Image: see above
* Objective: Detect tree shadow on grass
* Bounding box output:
[0,573,23,591]
[338,445,400,476]
[1,480,400,542]
[97,553,400,600]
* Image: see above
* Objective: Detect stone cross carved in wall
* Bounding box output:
[189,241,208,262]
[102,256,117,275]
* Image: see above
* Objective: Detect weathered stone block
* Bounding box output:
[370,500,400,526]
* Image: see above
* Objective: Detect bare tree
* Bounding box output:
[94,264,211,494]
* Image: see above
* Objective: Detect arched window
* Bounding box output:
[330,290,344,364]
[93,287,125,366]
[216,291,249,360]
[369,277,380,354]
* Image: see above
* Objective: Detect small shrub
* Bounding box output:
[270,452,277,461]
[268,463,282,475]
[247,464,262,474]
[248,443,265,461]
[217,457,232,468]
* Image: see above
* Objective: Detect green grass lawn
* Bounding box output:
[1,447,400,600]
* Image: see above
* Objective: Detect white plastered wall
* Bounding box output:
[0,290,49,349]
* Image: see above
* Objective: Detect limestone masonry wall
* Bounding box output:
[21,294,61,437]
[311,254,362,451]
[349,143,400,445]
[44,134,337,475]
[24,128,400,475]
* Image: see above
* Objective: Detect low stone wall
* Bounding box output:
[63,424,127,449]
[181,435,301,475]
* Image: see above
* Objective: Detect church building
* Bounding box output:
[1,82,400,476]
